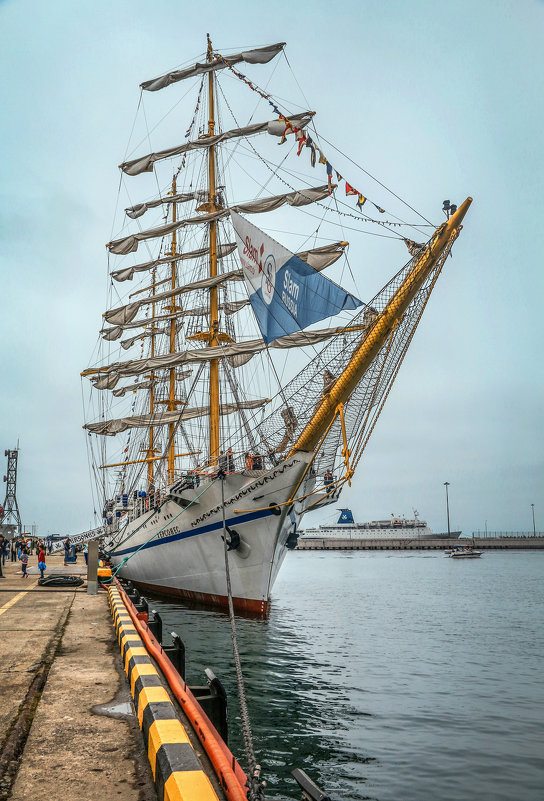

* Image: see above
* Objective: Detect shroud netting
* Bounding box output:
[247,237,455,478]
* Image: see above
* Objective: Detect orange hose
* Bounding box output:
[115,580,248,801]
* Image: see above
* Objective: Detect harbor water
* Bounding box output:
[151,550,544,801]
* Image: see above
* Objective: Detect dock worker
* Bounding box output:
[245,452,253,470]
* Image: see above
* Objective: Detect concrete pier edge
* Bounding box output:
[108,585,221,801]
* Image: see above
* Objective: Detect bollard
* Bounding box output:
[189,668,228,744]
[87,540,98,594]
[148,609,163,643]
[163,632,186,679]
[292,768,331,801]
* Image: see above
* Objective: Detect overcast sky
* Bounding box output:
[1,0,542,537]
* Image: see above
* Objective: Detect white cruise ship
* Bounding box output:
[300,509,460,541]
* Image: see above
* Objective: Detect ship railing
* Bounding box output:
[471,530,543,538]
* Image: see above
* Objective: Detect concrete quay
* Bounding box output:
[296,536,544,550]
[0,552,157,800]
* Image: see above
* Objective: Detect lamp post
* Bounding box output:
[531,504,536,537]
[444,482,451,538]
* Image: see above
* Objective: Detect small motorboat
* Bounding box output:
[449,547,482,558]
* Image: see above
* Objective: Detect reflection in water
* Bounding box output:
[149,600,372,800]
[148,551,544,801]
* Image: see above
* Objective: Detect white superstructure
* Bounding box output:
[299,509,456,540]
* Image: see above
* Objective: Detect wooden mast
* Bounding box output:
[207,33,220,466]
[288,197,473,456]
[167,176,177,483]
[147,268,157,486]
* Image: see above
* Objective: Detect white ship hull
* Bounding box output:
[106,455,312,616]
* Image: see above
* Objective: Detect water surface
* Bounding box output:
[151,550,544,801]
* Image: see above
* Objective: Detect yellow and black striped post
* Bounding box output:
[108,586,221,801]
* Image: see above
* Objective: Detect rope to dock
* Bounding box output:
[220,472,265,801]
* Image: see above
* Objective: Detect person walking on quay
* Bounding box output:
[11,538,17,562]
[20,547,29,579]
[0,535,5,578]
[0,535,7,566]
[38,545,47,579]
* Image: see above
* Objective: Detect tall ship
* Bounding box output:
[299,508,461,541]
[81,36,471,614]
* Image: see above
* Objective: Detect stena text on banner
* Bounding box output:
[230,211,362,344]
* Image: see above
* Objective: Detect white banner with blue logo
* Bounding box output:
[51,524,106,552]
[231,211,362,344]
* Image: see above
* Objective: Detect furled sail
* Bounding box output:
[140,43,285,92]
[297,242,348,272]
[121,113,313,176]
[107,185,333,255]
[111,243,237,282]
[103,240,346,337]
[111,372,192,397]
[231,211,361,343]
[84,399,269,436]
[125,193,196,219]
[104,269,244,325]
[120,325,179,350]
[101,299,249,342]
[85,325,359,385]
[110,240,345,284]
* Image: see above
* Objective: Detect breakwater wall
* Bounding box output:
[296,536,544,551]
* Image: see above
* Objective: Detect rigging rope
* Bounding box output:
[213,48,429,234]
[349,232,458,473]
[220,474,265,801]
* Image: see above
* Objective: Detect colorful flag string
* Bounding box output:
[213,50,400,224]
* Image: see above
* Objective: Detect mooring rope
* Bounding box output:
[220,473,265,801]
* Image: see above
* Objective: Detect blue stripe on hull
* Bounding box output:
[110,507,276,558]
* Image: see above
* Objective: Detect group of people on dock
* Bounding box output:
[0,535,49,579]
